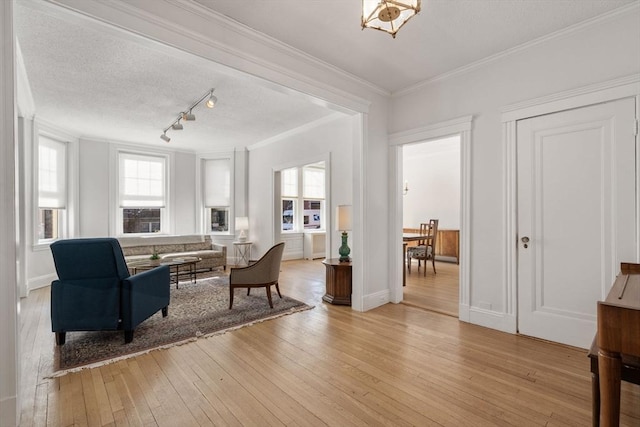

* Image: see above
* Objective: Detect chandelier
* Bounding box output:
[361,0,421,38]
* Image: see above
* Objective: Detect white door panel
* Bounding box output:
[517,97,637,349]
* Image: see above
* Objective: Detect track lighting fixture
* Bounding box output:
[160,88,217,143]
[206,90,217,108]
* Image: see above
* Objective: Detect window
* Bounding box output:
[281,162,325,232]
[302,165,325,230]
[118,152,166,234]
[281,167,298,231]
[38,136,67,242]
[203,158,231,233]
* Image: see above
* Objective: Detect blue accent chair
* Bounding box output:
[50,238,170,345]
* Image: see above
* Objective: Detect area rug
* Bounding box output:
[52,276,312,375]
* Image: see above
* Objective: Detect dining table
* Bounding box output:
[402,232,432,286]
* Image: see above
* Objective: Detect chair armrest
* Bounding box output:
[213,243,226,256]
[121,265,170,330]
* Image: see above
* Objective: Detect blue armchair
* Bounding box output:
[50,238,170,345]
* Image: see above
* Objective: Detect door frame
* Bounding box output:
[389,115,472,318]
[502,74,640,334]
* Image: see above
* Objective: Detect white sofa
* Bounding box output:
[118,234,226,271]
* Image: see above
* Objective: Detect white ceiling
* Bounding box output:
[14,0,636,152]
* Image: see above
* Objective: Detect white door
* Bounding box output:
[517,97,637,349]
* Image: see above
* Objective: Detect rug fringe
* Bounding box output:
[46,304,313,379]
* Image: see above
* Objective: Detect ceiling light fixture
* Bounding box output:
[206,90,217,108]
[361,0,421,38]
[182,111,196,121]
[160,88,217,143]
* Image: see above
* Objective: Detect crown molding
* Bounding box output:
[393,1,640,97]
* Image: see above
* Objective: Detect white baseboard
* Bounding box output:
[363,289,390,311]
[28,273,56,293]
[467,306,517,334]
[0,395,18,427]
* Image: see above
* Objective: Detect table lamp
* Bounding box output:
[336,205,352,262]
[235,216,249,242]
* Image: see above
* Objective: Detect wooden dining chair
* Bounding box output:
[406,219,439,276]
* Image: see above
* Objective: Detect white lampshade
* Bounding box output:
[235,216,249,241]
[335,205,352,232]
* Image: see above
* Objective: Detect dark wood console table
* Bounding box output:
[596,262,640,426]
[322,258,352,306]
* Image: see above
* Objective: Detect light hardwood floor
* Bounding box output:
[403,260,459,317]
[19,259,639,426]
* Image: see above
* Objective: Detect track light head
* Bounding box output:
[160,133,170,143]
[172,121,183,130]
[182,111,196,121]
[206,91,217,108]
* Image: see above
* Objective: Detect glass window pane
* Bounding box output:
[303,200,322,229]
[122,208,161,234]
[210,208,229,232]
[282,199,294,231]
[38,208,61,240]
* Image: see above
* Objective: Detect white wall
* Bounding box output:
[391,7,640,319]
[403,136,460,230]
[248,115,354,260]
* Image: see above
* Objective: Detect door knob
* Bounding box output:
[521,236,530,248]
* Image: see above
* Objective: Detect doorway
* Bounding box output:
[402,136,461,317]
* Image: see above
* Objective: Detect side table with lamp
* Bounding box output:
[233,216,252,266]
[323,204,352,305]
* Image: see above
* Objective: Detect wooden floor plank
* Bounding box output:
[19,259,640,426]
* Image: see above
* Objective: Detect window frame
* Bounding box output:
[33,128,77,248]
[114,149,170,236]
[198,154,235,235]
[281,163,326,233]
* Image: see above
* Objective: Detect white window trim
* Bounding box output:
[32,122,78,250]
[110,145,173,236]
[196,151,235,235]
[281,164,327,233]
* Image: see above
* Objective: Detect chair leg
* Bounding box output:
[229,286,235,309]
[432,256,437,274]
[275,282,282,299]
[162,306,168,317]
[124,330,134,344]
[55,332,66,346]
[247,288,251,296]
[407,255,412,273]
[265,286,274,308]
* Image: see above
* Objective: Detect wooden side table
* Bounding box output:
[322,258,352,306]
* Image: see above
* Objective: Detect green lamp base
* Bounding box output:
[338,231,351,263]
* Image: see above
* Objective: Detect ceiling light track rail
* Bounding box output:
[160,88,217,143]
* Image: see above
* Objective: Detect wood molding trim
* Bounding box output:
[0,1,19,425]
[389,116,472,318]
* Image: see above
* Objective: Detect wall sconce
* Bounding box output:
[403,180,409,196]
[235,216,249,242]
[336,205,352,263]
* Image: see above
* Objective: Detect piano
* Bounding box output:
[596,262,640,426]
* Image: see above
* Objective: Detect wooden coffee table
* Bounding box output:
[128,256,201,288]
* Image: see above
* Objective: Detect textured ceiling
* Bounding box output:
[14,0,637,152]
